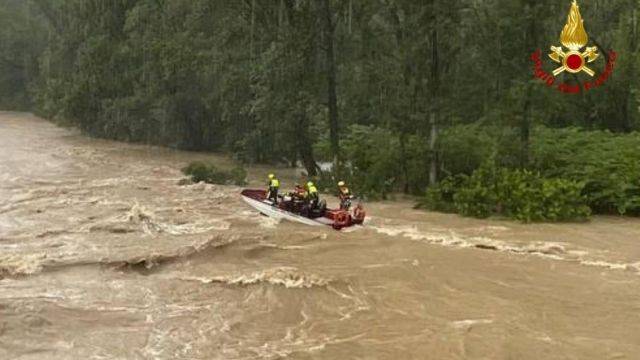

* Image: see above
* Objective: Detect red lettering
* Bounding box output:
[531,50,556,87]
[531,49,616,94]
[558,83,580,94]
[532,49,541,60]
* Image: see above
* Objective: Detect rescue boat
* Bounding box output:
[240,189,365,230]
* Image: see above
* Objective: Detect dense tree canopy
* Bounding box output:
[1,0,639,208]
[0,0,46,109]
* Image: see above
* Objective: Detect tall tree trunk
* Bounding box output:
[320,0,340,173]
[348,0,352,34]
[389,4,410,192]
[429,112,438,186]
[429,27,439,186]
[250,0,256,60]
[520,2,537,167]
[399,132,410,193]
[297,111,318,177]
[624,8,638,133]
[282,1,318,175]
[521,88,531,167]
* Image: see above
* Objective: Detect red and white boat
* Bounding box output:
[241,189,365,230]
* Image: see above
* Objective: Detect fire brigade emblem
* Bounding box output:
[549,0,600,77]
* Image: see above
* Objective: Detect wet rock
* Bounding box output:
[177,178,193,186]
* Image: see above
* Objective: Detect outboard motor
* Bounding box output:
[351,203,366,224]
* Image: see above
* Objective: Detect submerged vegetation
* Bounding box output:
[419,164,592,222]
[182,162,247,186]
[420,127,640,221]
[1,0,640,222]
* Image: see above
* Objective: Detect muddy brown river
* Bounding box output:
[1,112,640,359]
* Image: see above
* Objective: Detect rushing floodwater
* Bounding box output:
[1,112,640,359]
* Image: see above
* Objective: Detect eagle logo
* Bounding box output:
[549,0,600,77]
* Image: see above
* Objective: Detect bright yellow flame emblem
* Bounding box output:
[549,1,599,77]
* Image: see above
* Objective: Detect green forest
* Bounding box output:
[1,0,640,221]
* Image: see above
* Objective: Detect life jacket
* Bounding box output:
[307,185,318,199]
[270,179,280,188]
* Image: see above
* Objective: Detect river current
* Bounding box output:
[1,112,640,359]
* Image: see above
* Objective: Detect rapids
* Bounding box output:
[1,112,640,359]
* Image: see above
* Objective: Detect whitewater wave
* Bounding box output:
[0,253,47,277]
[372,224,569,257]
[105,235,238,270]
[252,242,309,251]
[185,182,236,199]
[176,267,331,289]
[579,260,640,272]
[258,215,281,229]
[0,235,237,278]
[371,224,640,274]
[450,319,494,330]
[78,201,230,236]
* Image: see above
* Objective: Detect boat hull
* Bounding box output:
[240,189,364,230]
[241,194,325,227]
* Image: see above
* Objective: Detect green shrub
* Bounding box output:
[493,169,591,222]
[438,124,497,176]
[340,125,402,199]
[452,165,499,219]
[531,127,640,215]
[430,126,640,218]
[314,170,343,195]
[421,164,591,222]
[182,161,247,186]
[228,166,248,186]
[313,124,433,198]
[417,175,466,213]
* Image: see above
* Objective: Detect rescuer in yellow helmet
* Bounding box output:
[305,181,319,209]
[267,173,280,204]
[337,180,353,210]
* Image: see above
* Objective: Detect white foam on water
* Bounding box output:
[82,201,231,236]
[176,267,331,289]
[254,242,309,251]
[258,215,281,229]
[371,225,475,248]
[580,260,640,272]
[450,319,494,329]
[370,224,640,274]
[157,221,231,235]
[372,224,570,257]
[341,225,363,233]
[0,253,47,276]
